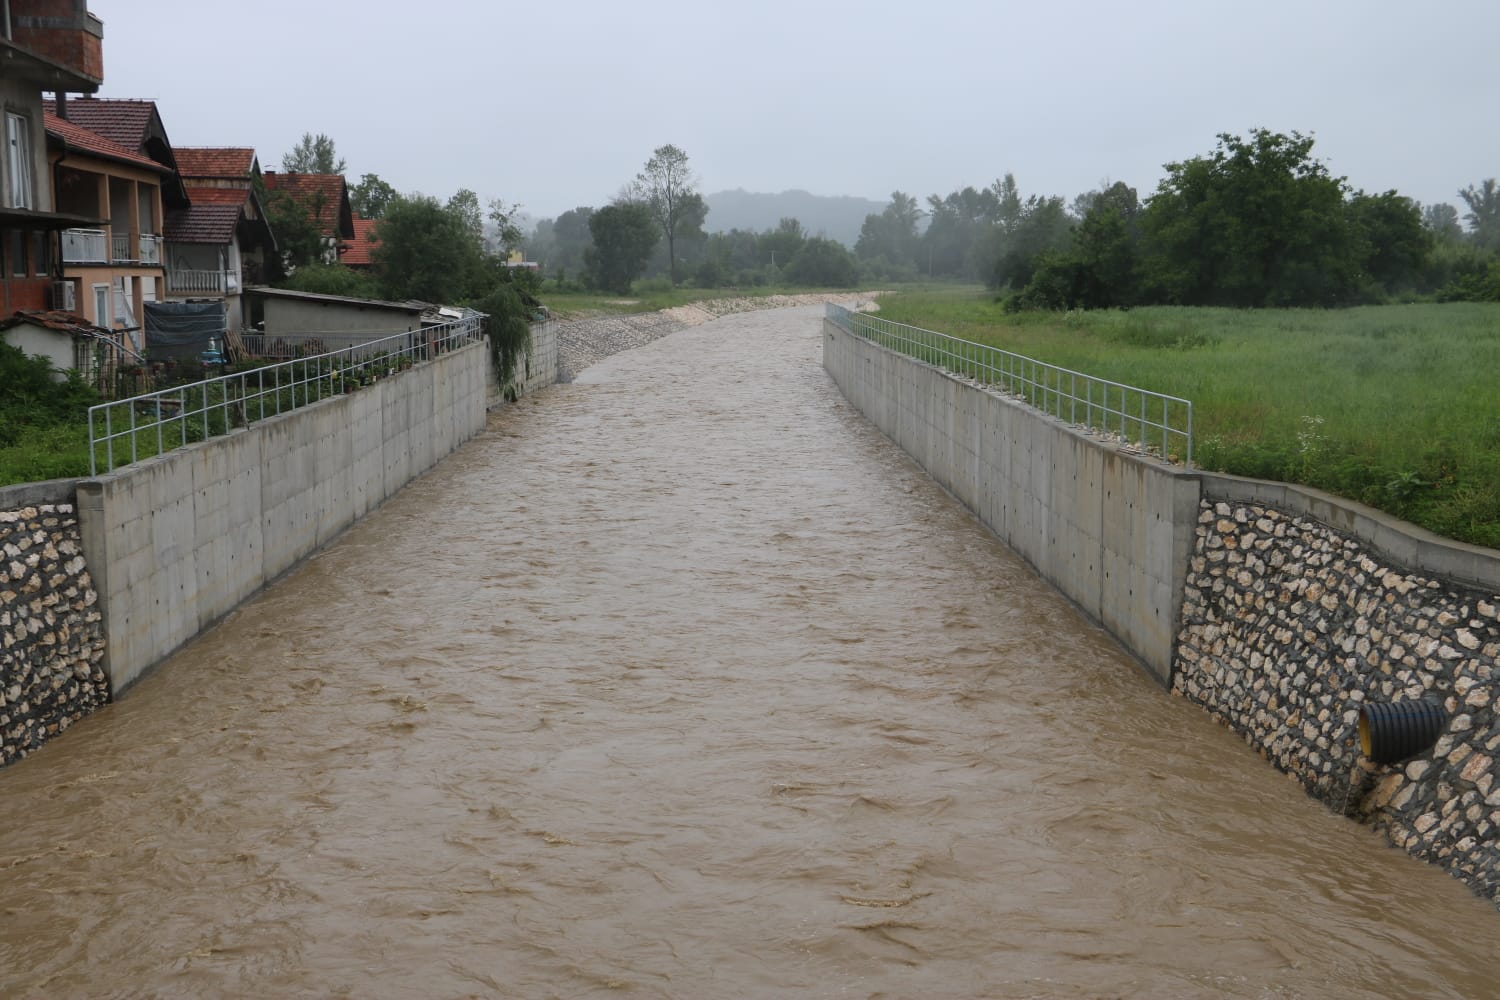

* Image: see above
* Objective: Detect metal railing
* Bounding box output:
[110,233,161,265]
[166,268,232,295]
[87,314,486,476]
[827,304,1193,467]
[62,227,108,264]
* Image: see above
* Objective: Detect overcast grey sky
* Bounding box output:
[85,0,1497,225]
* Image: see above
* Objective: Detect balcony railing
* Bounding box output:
[165,268,238,295]
[111,233,162,265]
[62,228,108,264]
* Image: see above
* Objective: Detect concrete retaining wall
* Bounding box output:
[824,316,1500,906]
[822,318,1198,682]
[76,338,490,695]
[487,319,560,406]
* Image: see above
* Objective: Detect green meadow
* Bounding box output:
[872,288,1500,548]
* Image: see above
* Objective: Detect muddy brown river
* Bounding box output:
[2,306,1496,998]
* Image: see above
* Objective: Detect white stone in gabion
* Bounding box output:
[1478,600,1497,619]
[1455,629,1481,651]
[1467,688,1493,710]
[1460,754,1490,783]
[1406,760,1432,781]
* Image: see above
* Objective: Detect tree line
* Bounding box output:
[270,129,1498,309]
[849,129,1498,309]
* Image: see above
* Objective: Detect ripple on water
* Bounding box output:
[0,306,1496,998]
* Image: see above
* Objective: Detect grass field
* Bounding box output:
[871,287,1500,548]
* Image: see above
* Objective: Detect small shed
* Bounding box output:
[0,310,137,386]
[242,287,428,358]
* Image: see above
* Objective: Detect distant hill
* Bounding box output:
[703,189,886,247]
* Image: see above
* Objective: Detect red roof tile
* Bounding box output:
[186,187,251,206]
[44,111,169,173]
[164,203,242,245]
[43,98,158,152]
[341,215,381,266]
[174,147,256,181]
[261,171,353,240]
[0,310,109,337]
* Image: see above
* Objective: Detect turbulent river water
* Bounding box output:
[2,305,1496,999]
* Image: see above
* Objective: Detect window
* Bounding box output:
[32,231,49,276]
[9,230,26,277]
[5,112,35,210]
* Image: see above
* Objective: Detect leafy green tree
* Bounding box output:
[698,228,763,286]
[487,198,525,256]
[784,237,858,287]
[446,189,484,251]
[280,262,379,299]
[1139,129,1356,306]
[1421,202,1464,244]
[471,283,534,396]
[855,191,923,270]
[922,186,1000,279]
[988,195,1073,291]
[350,173,397,220]
[261,185,329,279]
[281,132,346,174]
[636,144,702,285]
[585,202,658,294]
[373,193,477,302]
[1346,191,1430,293]
[761,217,806,271]
[528,207,595,282]
[1458,179,1500,251]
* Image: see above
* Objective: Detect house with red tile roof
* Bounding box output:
[44,97,183,354]
[0,0,103,318]
[341,214,381,271]
[164,147,277,333]
[261,170,354,267]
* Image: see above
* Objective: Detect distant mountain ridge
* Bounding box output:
[703,189,886,247]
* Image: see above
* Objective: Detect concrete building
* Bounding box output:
[0,0,104,316]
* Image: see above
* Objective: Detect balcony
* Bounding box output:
[165,268,240,296]
[61,229,164,266]
[62,228,108,264]
[112,234,163,265]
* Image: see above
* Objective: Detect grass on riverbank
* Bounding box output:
[874,287,1500,548]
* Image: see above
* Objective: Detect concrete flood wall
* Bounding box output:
[824,317,1500,907]
[76,338,490,695]
[487,319,561,407]
[822,317,1198,682]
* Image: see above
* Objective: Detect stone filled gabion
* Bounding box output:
[0,504,109,768]
[1174,500,1500,907]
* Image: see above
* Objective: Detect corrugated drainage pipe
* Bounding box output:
[1358,701,1447,765]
